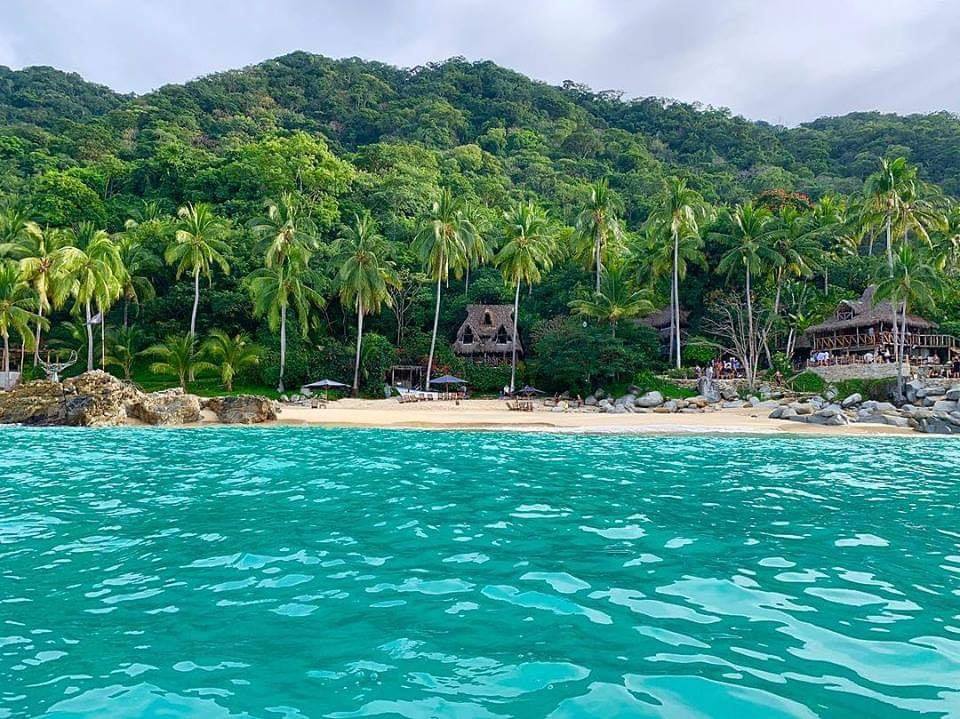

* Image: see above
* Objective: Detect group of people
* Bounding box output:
[694,358,745,381]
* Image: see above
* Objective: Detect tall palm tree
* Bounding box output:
[645,178,709,368]
[55,222,124,371]
[202,330,261,392]
[166,203,230,339]
[495,202,556,393]
[569,262,654,338]
[413,189,468,389]
[143,334,214,391]
[863,157,919,271]
[576,178,623,293]
[17,223,71,364]
[248,193,317,269]
[874,245,943,398]
[247,252,324,393]
[337,212,397,396]
[714,202,777,386]
[0,260,42,388]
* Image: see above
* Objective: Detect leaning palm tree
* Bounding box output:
[116,231,159,328]
[247,252,324,393]
[714,202,777,386]
[202,329,261,392]
[495,201,556,393]
[248,193,317,269]
[570,262,654,338]
[413,189,468,388]
[645,178,709,368]
[166,203,230,339]
[143,333,214,391]
[874,245,943,400]
[0,260,42,388]
[54,222,125,371]
[337,212,397,396]
[576,179,623,293]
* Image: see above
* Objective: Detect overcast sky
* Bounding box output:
[2,0,957,125]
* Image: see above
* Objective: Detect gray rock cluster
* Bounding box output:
[0,371,277,427]
[766,381,960,435]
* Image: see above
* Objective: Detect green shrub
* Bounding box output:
[461,362,512,395]
[359,333,396,396]
[632,370,697,399]
[834,378,896,402]
[789,371,825,394]
[682,337,716,367]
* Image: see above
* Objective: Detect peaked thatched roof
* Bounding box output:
[639,307,689,331]
[453,304,522,355]
[806,286,936,334]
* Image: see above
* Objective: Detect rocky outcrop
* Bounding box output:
[202,395,277,424]
[0,371,275,427]
[128,389,202,426]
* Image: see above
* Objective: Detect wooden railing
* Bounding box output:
[812,332,957,352]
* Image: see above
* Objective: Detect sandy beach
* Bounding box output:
[238,398,923,436]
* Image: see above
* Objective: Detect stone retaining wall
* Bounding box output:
[809,364,901,382]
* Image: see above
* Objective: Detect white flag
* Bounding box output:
[87,312,103,326]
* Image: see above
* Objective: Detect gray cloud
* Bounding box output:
[1,0,958,125]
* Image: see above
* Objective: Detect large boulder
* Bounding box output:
[841,393,862,409]
[932,399,960,414]
[129,389,202,426]
[636,391,664,408]
[0,380,79,426]
[60,371,142,426]
[203,395,277,424]
[946,386,960,402]
[914,416,960,434]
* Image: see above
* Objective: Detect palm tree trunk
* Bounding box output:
[595,235,602,294]
[464,265,470,296]
[2,332,9,390]
[885,215,893,272]
[745,268,755,389]
[353,302,364,398]
[123,299,129,329]
[190,266,201,338]
[510,280,521,393]
[425,274,442,390]
[85,301,94,371]
[278,304,287,393]
[673,233,681,369]
[99,302,106,370]
[33,307,43,366]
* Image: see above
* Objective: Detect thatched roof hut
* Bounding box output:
[453,304,521,360]
[806,286,935,335]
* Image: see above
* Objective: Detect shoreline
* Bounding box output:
[222,398,925,437]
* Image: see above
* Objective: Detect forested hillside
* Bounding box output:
[2,52,959,397]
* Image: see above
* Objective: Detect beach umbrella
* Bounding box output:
[428,375,467,386]
[302,378,349,401]
[517,385,545,396]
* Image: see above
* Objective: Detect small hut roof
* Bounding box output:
[806,286,936,333]
[453,304,522,355]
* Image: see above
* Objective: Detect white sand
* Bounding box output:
[232,398,921,437]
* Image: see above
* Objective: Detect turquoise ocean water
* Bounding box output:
[1,427,959,718]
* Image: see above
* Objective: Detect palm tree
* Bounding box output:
[248,193,317,269]
[0,260,42,388]
[202,329,261,392]
[116,231,159,328]
[576,179,623,293]
[337,212,397,396]
[874,245,943,399]
[166,203,230,339]
[413,189,468,388]
[143,334,214,391]
[570,262,654,338]
[104,325,145,380]
[247,253,324,393]
[0,205,30,259]
[495,202,556,393]
[714,202,777,386]
[645,178,708,368]
[55,222,124,371]
[17,223,72,364]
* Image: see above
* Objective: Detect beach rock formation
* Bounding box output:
[202,395,277,424]
[128,388,202,425]
[0,371,276,427]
